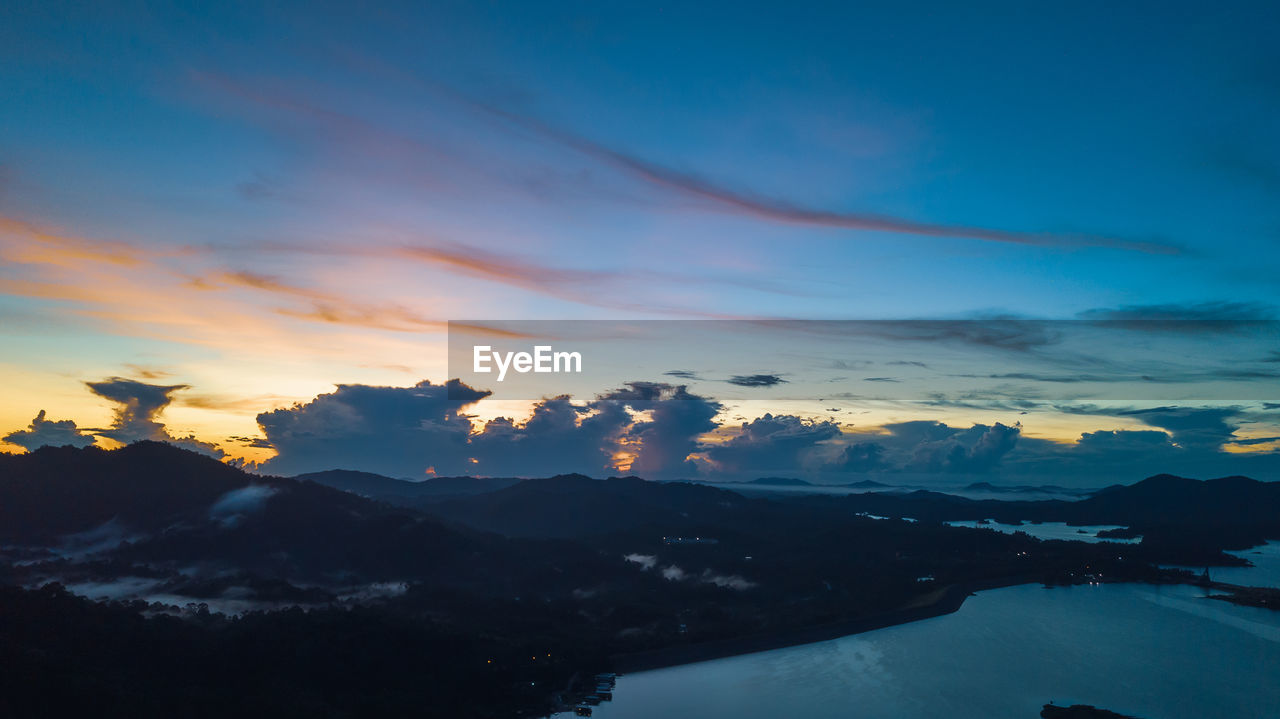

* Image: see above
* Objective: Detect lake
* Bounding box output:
[573,580,1280,719]
[944,520,1143,544]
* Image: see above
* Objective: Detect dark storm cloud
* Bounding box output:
[725,374,786,388]
[85,377,223,457]
[3,410,97,450]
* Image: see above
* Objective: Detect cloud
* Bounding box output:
[1078,302,1275,331]
[767,319,1064,353]
[235,374,1278,484]
[661,565,687,581]
[703,414,840,474]
[624,553,657,570]
[396,243,797,315]
[85,377,223,457]
[895,421,1022,474]
[204,270,465,334]
[664,370,703,380]
[456,96,1180,254]
[86,377,189,441]
[988,402,1280,483]
[725,374,786,387]
[0,215,149,268]
[812,420,1024,476]
[1117,406,1240,451]
[832,442,888,472]
[467,395,630,476]
[198,70,1179,256]
[256,379,489,477]
[601,383,723,478]
[251,378,724,479]
[2,410,97,450]
[700,571,756,591]
[209,485,278,527]
[0,215,473,368]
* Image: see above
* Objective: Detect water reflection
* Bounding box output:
[583,582,1280,719]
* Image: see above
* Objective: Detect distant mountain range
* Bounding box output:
[1,441,1270,716]
[719,477,892,489]
[295,469,522,508]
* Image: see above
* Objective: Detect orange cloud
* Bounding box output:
[0,216,148,268]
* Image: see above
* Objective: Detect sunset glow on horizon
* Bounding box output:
[3,1,1278,484]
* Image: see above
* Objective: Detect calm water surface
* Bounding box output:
[944,520,1142,543]
[1218,541,1280,587]
[577,582,1280,719]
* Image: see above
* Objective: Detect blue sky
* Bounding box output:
[1,1,1277,480]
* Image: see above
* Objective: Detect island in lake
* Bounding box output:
[1042,705,1140,719]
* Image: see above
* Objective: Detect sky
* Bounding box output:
[1,1,1278,484]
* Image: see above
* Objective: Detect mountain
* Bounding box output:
[840,479,892,488]
[295,469,521,507]
[3,444,1243,718]
[0,442,516,584]
[1066,474,1280,525]
[963,481,1080,494]
[426,474,762,538]
[771,473,1280,559]
[745,477,812,486]
[0,442,251,543]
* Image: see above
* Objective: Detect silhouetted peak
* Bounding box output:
[547,473,597,482]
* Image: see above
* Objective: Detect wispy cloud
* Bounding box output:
[725,374,787,388]
[445,92,1182,254]
[196,67,1182,255]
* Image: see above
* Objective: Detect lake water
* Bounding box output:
[1215,541,1280,588]
[575,581,1280,719]
[944,520,1143,544]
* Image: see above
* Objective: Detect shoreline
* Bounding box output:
[610,575,1039,673]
